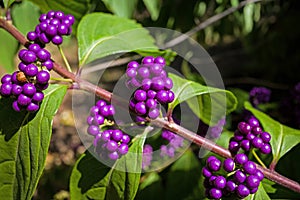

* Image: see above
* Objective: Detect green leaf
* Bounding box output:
[244,102,300,163]
[244,184,271,200]
[143,0,161,21]
[165,149,205,200]
[0,29,18,73]
[136,172,164,200]
[27,0,95,31]
[169,73,237,125]
[0,84,67,200]
[11,0,40,35]
[101,0,138,18]
[77,13,158,66]
[3,0,15,8]
[228,88,249,113]
[70,132,147,200]
[243,3,254,34]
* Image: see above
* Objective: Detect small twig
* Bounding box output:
[252,149,267,168]
[163,0,264,48]
[58,45,72,72]
[1,17,300,193]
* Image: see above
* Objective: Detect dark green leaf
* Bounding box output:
[165,149,205,200]
[11,1,40,35]
[3,0,15,8]
[136,173,164,200]
[244,102,300,163]
[169,73,237,125]
[228,88,249,113]
[70,132,147,200]
[143,0,161,20]
[0,84,67,200]
[77,13,158,66]
[101,0,138,18]
[0,29,18,73]
[27,0,95,32]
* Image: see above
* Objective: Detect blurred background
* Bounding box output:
[1,0,300,199]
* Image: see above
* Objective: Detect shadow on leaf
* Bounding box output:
[0,97,36,141]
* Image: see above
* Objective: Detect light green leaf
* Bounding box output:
[165,150,205,200]
[102,0,138,18]
[244,184,271,200]
[0,29,18,73]
[28,0,95,31]
[143,0,161,21]
[243,3,254,34]
[169,73,237,125]
[3,0,15,8]
[11,0,40,35]
[0,84,67,200]
[77,13,158,66]
[244,102,300,163]
[70,132,147,200]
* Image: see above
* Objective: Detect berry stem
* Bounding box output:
[252,149,267,169]
[50,77,73,82]
[1,17,300,194]
[57,45,72,72]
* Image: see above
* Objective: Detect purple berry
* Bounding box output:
[39,13,47,22]
[87,125,99,136]
[156,90,169,103]
[55,11,65,19]
[202,167,212,178]
[93,115,105,125]
[134,89,147,102]
[24,64,38,77]
[234,170,246,183]
[0,83,12,96]
[108,151,119,160]
[260,132,271,143]
[27,102,39,112]
[147,90,156,99]
[149,64,163,76]
[206,155,217,165]
[18,49,27,60]
[248,117,260,127]
[241,139,251,151]
[164,77,173,90]
[1,74,12,83]
[22,51,37,64]
[126,68,136,78]
[214,176,226,189]
[39,21,48,31]
[237,184,250,198]
[148,108,160,119]
[246,133,255,141]
[225,180,236,192]
[209,188,222,199]
[37,49,50,62]
[142,56,154,65]
[27,31,37,41]
[39,33,50,44]
[28,44,41,53]
[118,144,128,155]
[151,77,164,91]
[260,143,271,154]
[43,60,54,71]
[238,122,251,134]
[112,130,123,141]
[47,10,55,18]
[141,78,152,91]
[46,25,57,36]
[121,134,130,144]
[252,126,262,135]
[36,70,50,84]
[107,105,115,115]
[246,175,260,189]
[154,56,165,66]
[96,99,106,108]
[57,24,68,35]
[11,84,23,96]
[208,158,221,172]
[22,83,36,96]
[135,102,147,115]
[167,90,175,103]
[87,116,94,125]
[127,61,139,69]
[106,140,118,152]
[17,94,31,106]
[12,101,22,112]
[250,187,258,194]
[52,35,63,45]
[18,62,27,72]
[90,106,100,116]
[35,83,49,90]
[64,14,75,25]
[235,153,248,165]
[101,130,111,142]
[255,169,264,181]
[137,67,150,79]
[243,161,257,175]
[252,137,263,148]
[223,158,235,172]
[229,140,240,154]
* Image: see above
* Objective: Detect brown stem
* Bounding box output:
[1,17,300,193]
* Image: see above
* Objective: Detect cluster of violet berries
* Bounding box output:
[126,56,175,120]
[229,117,271,155]
[0,11,74,112]
[160,129,184,158]
[203,154,264,199]
[86,100,131,160]
[27,10,74,45]
[249,87,271,107]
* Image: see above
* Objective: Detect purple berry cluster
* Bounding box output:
[87,100,131,160]
[126,56,175,119]
[27,10,74,45]
[249,87,271,107]
[160,129,184,158]
[229,117,271,155]
[142,144,153,170]
[203,154,264,199]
